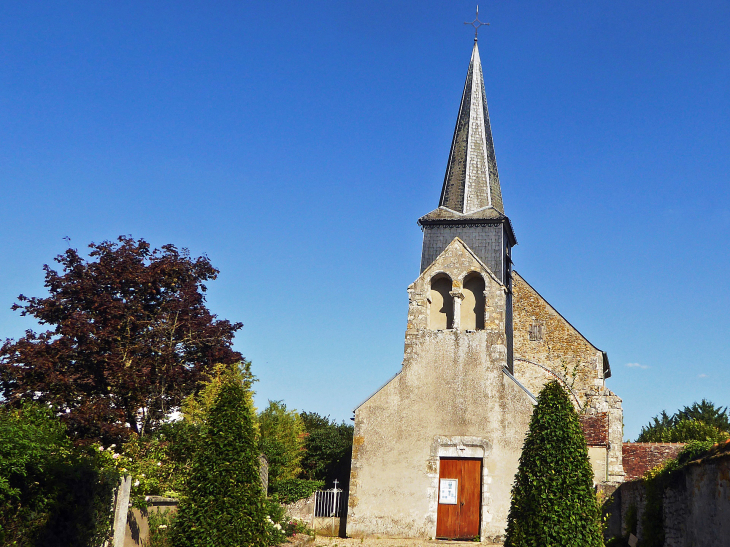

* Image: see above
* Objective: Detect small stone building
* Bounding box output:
[346,39,624,541]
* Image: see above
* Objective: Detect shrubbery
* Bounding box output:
[0,403,118,547]
[504,381,603,547]
[96,420,200,509]
[300,412,353,487]
[258,401,305,494]
[2,359,344,547]
[273,478,325,504]
[259,406,353,503]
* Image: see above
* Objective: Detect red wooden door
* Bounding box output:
[436,458,481,539]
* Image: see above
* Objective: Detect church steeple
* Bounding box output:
[418,39,515,279]
[439,41,503,215]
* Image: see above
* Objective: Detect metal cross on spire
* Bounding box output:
[464,5,489,41]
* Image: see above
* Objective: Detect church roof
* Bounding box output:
[430,40,504,217]
[418,205,504,222]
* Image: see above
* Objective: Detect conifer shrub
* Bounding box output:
[504,380,603,547]
[170,362,268,547]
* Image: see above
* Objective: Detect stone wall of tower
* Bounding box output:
[420,223,504,280]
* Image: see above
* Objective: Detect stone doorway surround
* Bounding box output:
[427,436,492,540]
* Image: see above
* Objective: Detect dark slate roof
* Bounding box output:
[419,205,506,222]
[439,41,504,216]
[418,205,517,247]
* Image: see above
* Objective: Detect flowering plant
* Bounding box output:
[94,422,197,508]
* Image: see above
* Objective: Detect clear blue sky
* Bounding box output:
[1,1,728,441]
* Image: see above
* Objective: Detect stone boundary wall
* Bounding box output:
[605,441,730,546]
[285,494,315,522]
[662,445,730,547]
[285,495,344,537]
[124,497,178,547]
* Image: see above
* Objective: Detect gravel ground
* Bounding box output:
[312,537,502,547]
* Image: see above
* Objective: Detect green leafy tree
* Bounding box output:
[0,402,118,547]
[258,401,305,494]
[638,418,728,443]
[170,362,267,547]
[0,236,242,444]
[300,412,353,486]
[677,399,730,430]
[504,381,603,547]
[636,399,730,442]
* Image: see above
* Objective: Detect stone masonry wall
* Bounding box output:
[512,272,604,400]
[585,391,624,482]
[609,441,730,546]
[663,442,730,547]
[617,480,646,538]
[348,238,535,541]
[512,271,624,482]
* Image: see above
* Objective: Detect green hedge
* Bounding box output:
[0,403,118,547]
[272,478,325,505]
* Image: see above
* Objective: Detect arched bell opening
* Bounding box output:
[429,274,454,330]
[461,272,486,330]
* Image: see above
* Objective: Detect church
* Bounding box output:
[346,36,624,541]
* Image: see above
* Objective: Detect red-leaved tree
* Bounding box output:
[0,236,242,444]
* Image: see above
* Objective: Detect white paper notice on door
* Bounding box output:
[439,479,458,504]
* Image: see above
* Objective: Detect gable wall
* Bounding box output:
[512,272,604,400]
[347,239,535,540]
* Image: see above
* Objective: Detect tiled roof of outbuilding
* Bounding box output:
[622,443,686,481]
[580,413,609,447]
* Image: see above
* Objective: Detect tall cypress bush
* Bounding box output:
[504,380,603,547]
[170,363,268,547]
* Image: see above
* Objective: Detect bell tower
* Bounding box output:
[418,38,516,369]
[347,34,538,541]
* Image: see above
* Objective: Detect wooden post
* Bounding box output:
[112,475,132,547]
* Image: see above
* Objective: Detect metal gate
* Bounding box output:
[314,483,343,517]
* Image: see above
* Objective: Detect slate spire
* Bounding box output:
[418,38,515,278]
[439,40,503,215]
